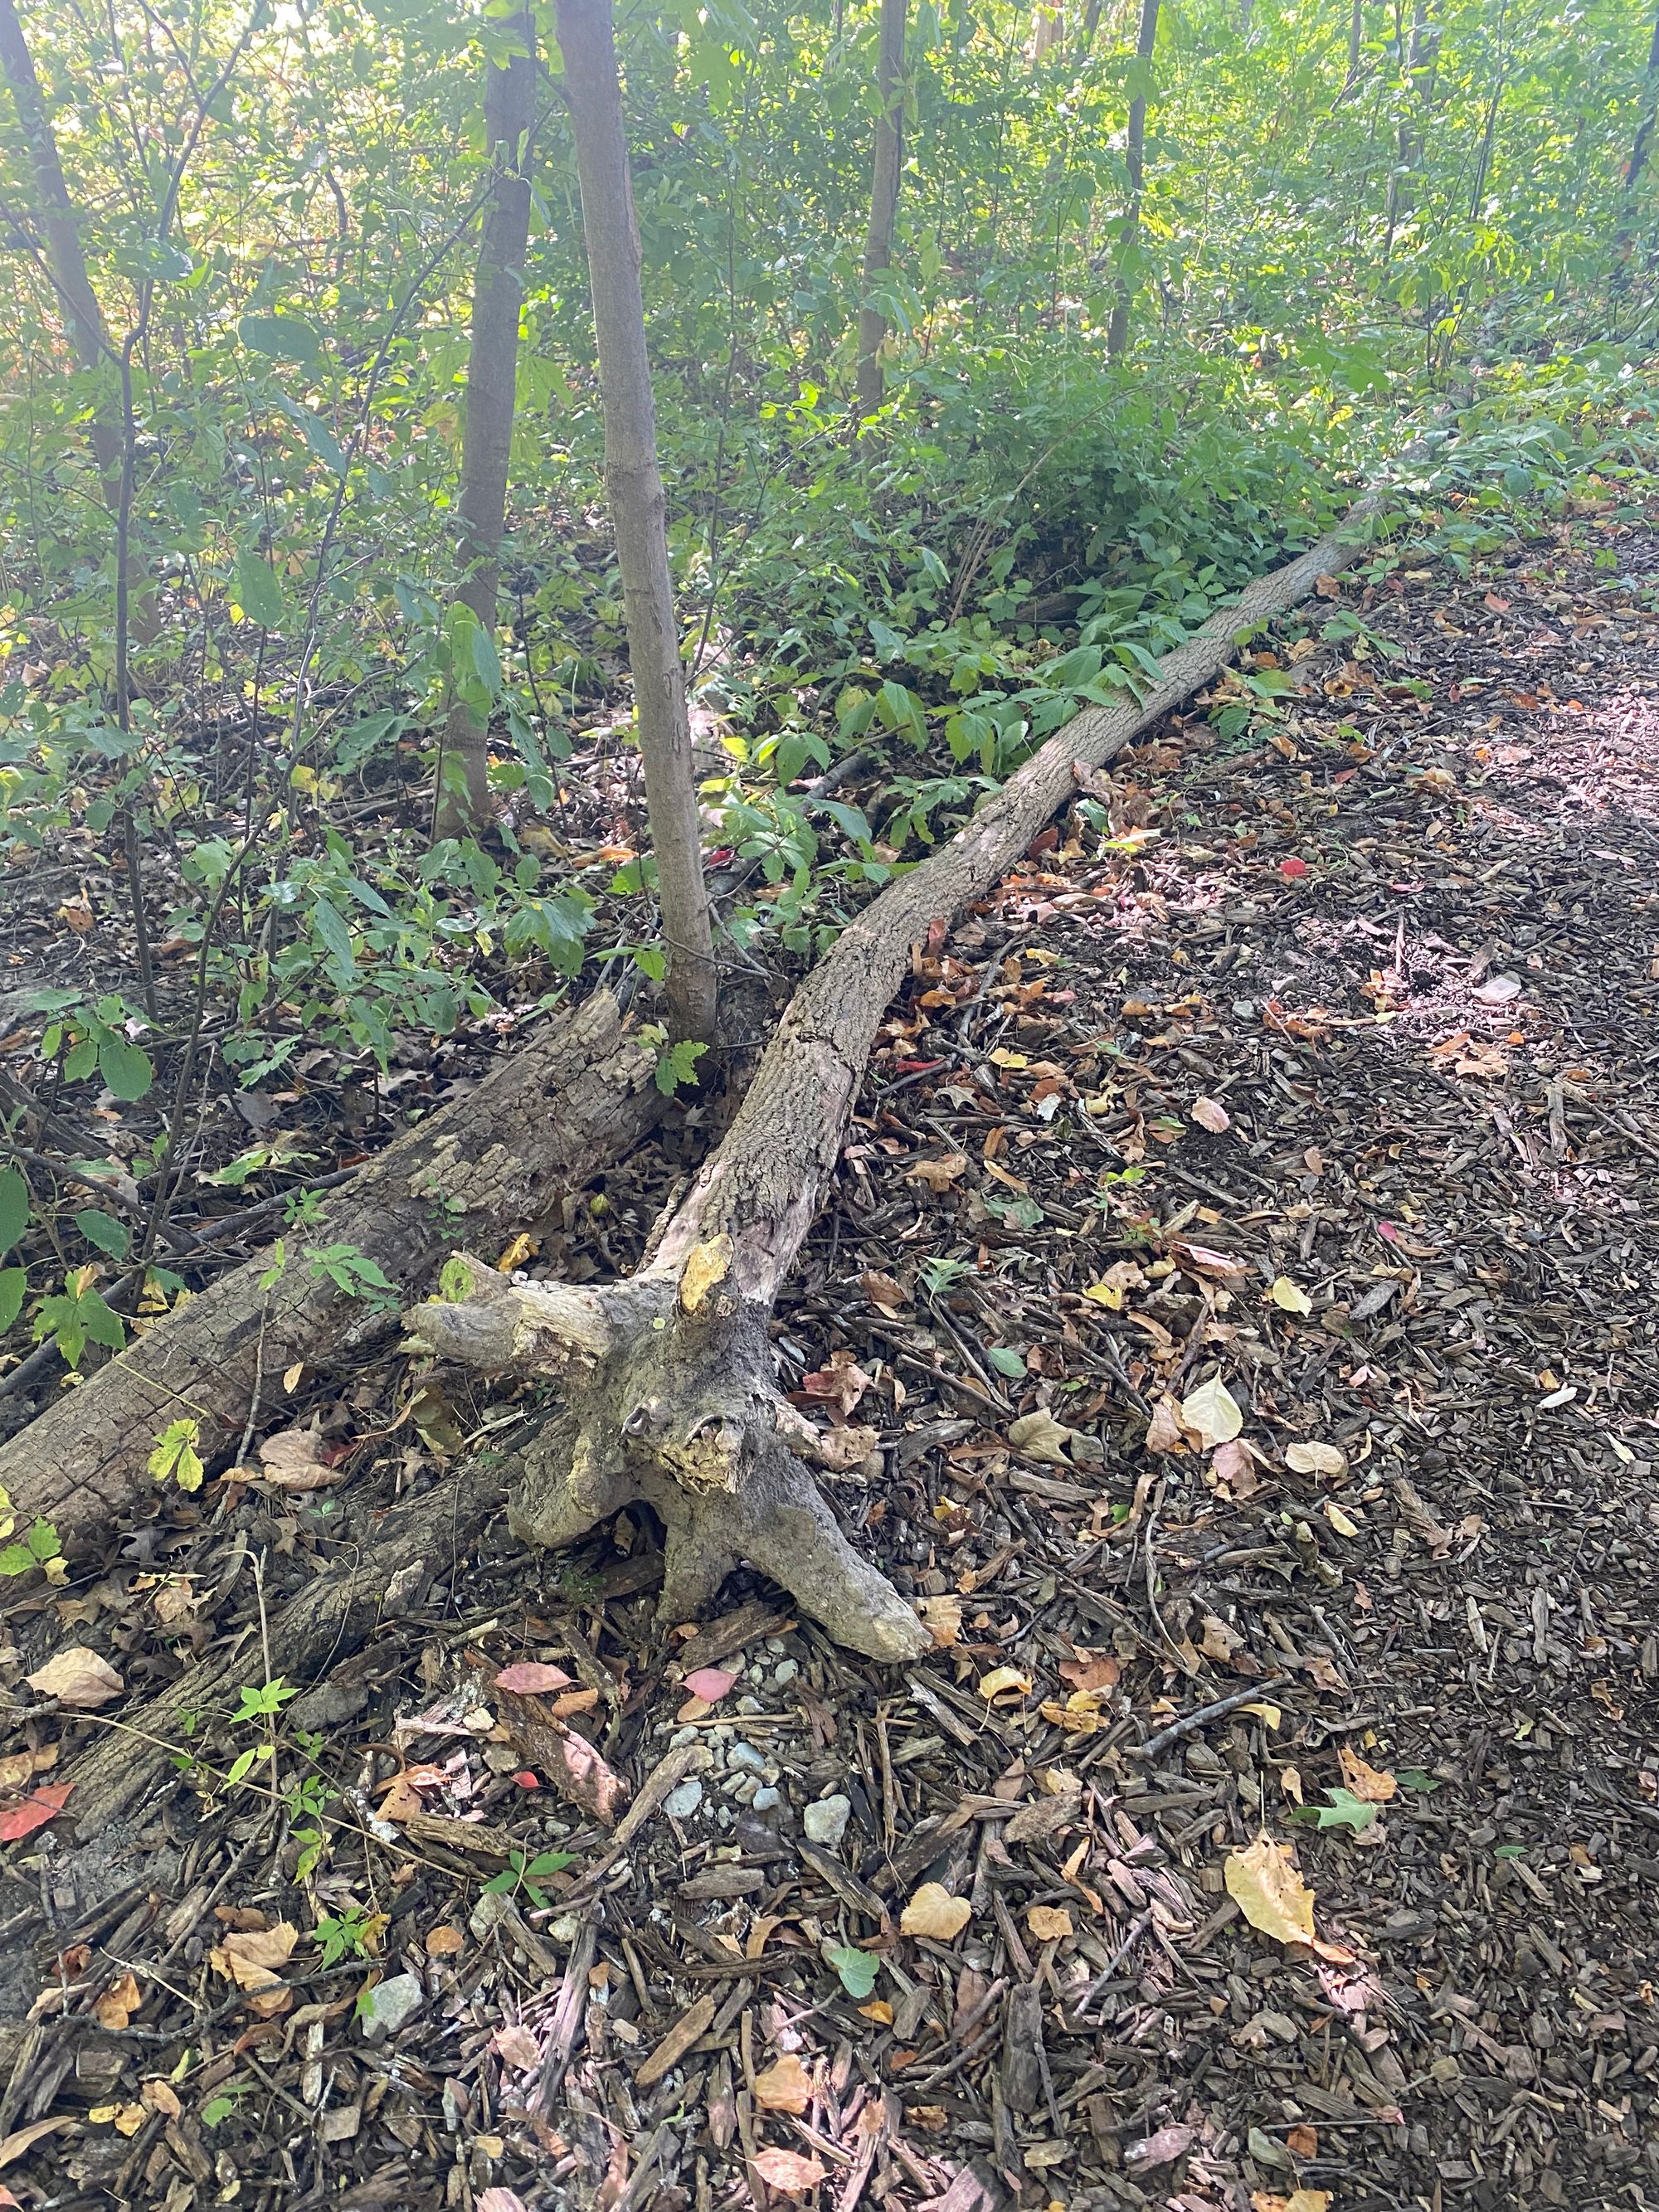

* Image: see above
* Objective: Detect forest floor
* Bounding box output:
[4,509,1659,2212]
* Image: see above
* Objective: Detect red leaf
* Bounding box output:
[0,1782,73,1842]
[513,1771,540,1789]
[1278,856,1310,878]
[494,1662,574,1695]
[682,1666,737,1704]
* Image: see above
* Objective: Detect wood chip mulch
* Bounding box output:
[3,508,1659,2212]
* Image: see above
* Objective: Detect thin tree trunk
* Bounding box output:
[411,458,1426,1665]
[1032,4,1063,58]
[1342,0,1364,97]
[1384,0,1428,260]
[0,990,661,1537]
[855,0,907,415]
[0,0,148,629]
[435,12,537,839]
[556,0,718,1045]
[1106,0,1160,357]
[1616,2,1659,275]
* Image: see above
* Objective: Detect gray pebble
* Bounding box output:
[664,1777,704,1821]
[727,1773,760,1805]
[751,1787,781,1812]
[728,1742,766,1773]
[736,1694,764,1714]
[772,1659,800,1687]
[359,1971,424,2043]
[803,1793,851,1849]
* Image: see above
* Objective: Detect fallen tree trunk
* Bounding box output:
[0,989,661,1537]
[408,476,1413,1663]
[56,1455,508,1838]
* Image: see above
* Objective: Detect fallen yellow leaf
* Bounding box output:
[1267,1275,1311,1315]
[899,1883,972,1939]
[976,1665,1032,1702]
[1225,1835,1316,1947]
[1180,1375,1243,1448]
[1026,1904,1074,1942]
[752,2053,813,2114]
[920,1595,962,1648]
[1338,1744,1397,1802]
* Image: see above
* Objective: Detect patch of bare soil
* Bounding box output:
[3,513,1659,2212]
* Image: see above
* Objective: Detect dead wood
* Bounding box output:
[55,1452,507,1836]
[407,478,1408,1663]
[0,989,661,1537]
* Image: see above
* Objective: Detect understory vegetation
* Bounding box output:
[2,0,1659,1388]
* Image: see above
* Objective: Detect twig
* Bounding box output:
[1128,1675,1289,1761]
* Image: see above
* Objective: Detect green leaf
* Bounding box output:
[1395,1767,1442,1792]
[240,311,325,371]
[27,1520,61,1562]
[0,1167,27,1254]
[97,1033,153,1101]
[234,545,285,629]
[75,1208,131,1262]
[78,1291,126,1353]
[469,620,503,696]
[1310,1786,1378,1834]
[149,1417,205,1493]
[0,1544,36,1576]
[986,1345,1027,1377]
[825,1943,878,2000]
[309,897,357,984]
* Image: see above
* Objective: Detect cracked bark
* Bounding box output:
[408,470,1409,1662]
[0,990,660,1535]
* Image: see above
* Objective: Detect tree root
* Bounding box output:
[406,1259,929,1662]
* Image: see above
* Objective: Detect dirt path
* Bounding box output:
[5,512,1659,2211]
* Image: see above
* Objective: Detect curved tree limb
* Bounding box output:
[0,989,661,1536]
[411,460,1424,1662]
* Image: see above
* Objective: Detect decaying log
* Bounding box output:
[0,989,661,1537]
[43,1456,507,1840]
[408,479,1410,1662]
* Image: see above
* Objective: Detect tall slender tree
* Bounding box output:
[855,0,907,415]
[555,0,717,1045]
[435,10,537,838]
[1617,0,1659,275]
[0,0,145,622]
[1106,0,1160,357]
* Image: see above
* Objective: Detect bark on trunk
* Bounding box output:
[1105,0,1160,359]
[0,0,148,627]
[435,12,537,839]
[408,468,1414,1665]
[556,0,718,1045]
[55,1454,510,1840]
[0,989,660,1537]
[855,0,907,416]
[1616,2,1659,274]
[1341,0,1364,99]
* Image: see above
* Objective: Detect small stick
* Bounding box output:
[1128,1675,1289,1761]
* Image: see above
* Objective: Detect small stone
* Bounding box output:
[752,1787,781,1812]
[772,1659,800,1687]
[664,1777,704,1821]
[546,1913,581,1944]
[728,1742,766,1773]
[727,1774,759,1805]
[669,1725,700,1748]
[469,1889,510,1942]
[358,1972,424,2043]
[803,1794,851,1849]
[736,1694,764,1714]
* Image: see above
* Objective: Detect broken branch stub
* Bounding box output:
[411,464,1416,1660]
